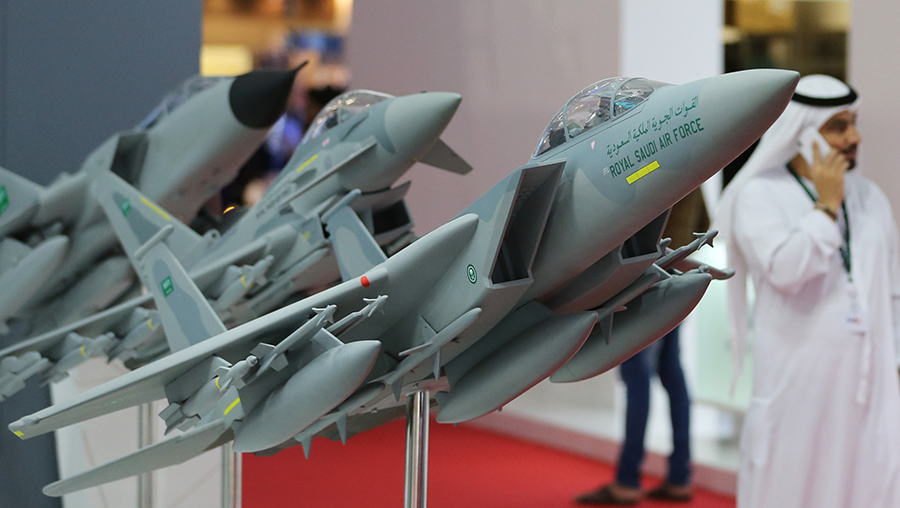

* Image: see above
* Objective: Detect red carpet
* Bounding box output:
[244,419,735,508]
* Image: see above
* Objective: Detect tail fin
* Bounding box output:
[42,420,229,497]
[90,169,203,264]
[122,225,226,352]
[0,166,43,237]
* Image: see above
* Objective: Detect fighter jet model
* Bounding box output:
[0,89,470,400]
[10,69,799,497]
[0,67,303,335]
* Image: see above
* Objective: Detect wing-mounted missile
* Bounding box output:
[0,352,51,401]
[40,332,117,384]
[541,211,669,314]
[212,255,276,315]
[248,304,338,378]
[107,308,163,362]
[375,307,482,400]
[159,354,258,433]
[0,295,152,399]
[550,271,712,383]
[0,235,69,332]
[327,295,387,336]
[657,230,734,280]
[436,303,597,424]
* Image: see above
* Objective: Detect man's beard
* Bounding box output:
[844,144,858,170]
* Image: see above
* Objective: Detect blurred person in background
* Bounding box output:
[718,74,900,508]
[576,189,707,505]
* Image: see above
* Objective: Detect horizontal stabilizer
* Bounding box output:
[418,139,472,175]
[43,420,230,497]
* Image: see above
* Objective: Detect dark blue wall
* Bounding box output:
[0,1,203,184]
[0,2,201,506]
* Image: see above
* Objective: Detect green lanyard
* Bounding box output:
[786,164,852,281]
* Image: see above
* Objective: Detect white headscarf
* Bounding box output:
[714,74,860,393]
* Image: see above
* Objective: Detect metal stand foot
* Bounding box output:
[137,402,155,508]
[404,389,430,508]
[222,442,242,508]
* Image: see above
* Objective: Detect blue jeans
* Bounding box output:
[615,327,691,488]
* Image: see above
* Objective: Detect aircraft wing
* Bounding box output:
[0,294,152,358]
[9,266,389,440]
[42,420,231,497]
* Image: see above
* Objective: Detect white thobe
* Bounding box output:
[733,167,900,508]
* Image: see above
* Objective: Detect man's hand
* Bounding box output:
[809,141,849,212]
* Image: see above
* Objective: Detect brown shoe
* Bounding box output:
[646,482,692,503]
[575,484,640,505]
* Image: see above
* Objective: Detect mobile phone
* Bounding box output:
[797,127,830,166]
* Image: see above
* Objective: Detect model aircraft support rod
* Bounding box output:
[137,402,155,508]
[405,389,430,508]
[221,442,242,508]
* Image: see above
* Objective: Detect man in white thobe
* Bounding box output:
[720,75,900,508]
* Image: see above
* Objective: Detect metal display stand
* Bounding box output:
[404,389,430,508]
[222,443,242,508]
[137,403,155,508]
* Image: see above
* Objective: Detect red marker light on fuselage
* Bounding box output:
[361,276,370,287]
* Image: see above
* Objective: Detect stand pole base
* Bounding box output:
[137,402,155,508]
[404,389,430,508]
[222,442,242,508]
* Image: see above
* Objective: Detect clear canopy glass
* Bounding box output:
[301,90,393,145]
[533,77,669,157]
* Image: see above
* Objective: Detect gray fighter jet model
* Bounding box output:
[0,89,469,401]
[10,69,799,496]
[0,68,303,335]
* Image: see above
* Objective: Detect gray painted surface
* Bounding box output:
[849,2,900,228]
[0,0,202,185]
[0,1,201,505]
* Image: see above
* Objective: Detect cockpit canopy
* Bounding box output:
[533,77,669,157]
[301,90,394,145]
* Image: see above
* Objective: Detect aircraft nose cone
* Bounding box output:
[384,92,462,152]
[228,65,304,129]
[699,69,799,150]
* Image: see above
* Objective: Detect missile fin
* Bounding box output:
[601,313,614,346]
[299,436,312,459]
[433,350,441,381]
[249,343,275,359]
[336,416,348,445]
